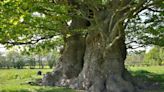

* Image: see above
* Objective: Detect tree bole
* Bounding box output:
[42,34,85,86]
[42,30,138,92]
[42,1,140,91]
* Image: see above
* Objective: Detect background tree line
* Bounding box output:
[126,46,164,66]
[0,47,59,69]
[1,45,163,69]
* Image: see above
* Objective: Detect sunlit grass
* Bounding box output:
[0,66,164,92]
[128,66,164,74]
[0,69,75,92]
[128,66,164,82]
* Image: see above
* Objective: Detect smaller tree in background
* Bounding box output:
[125,51,145,66]
[144,46,164,66]
[5,50,18,69]
[28,57,36,69]
[2,48,25,69]
[159,47,164,65]
[15,58,25,69]
[47,58,56,69]
[0,55,11,68]
[47,51,59,69]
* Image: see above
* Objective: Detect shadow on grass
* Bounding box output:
[130,70,164,82]
[130,70,164,90]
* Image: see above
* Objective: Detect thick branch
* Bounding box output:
[147,8,164,12]
[127,44,145,49]
[0,35,55,45]
[126,41,138,45]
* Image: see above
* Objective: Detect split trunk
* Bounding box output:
[43,5,140,92]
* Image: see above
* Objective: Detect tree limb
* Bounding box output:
[0,35,55,45]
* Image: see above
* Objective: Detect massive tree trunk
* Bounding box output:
[42,0,144,92]
[71,30,136,92]
[42,34,86,86]
[43,23,138,92]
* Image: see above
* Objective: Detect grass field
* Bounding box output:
[128,66,164,83]
[0,69,75,92]
[128,66,164,92]
[0,66,164,92]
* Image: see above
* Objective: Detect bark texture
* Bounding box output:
[72,34,136,92]
[43,29,138,92]
[43,25,138,92]
[42,35,85,86]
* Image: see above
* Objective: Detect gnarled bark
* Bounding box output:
[42,34,85,86]
[42,1,146,92]
[69,28,137,92]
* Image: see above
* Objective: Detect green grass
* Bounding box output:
[128,66,164,74]
[128,66,164,82]
[0,69,75,92]
[0,66,164,92]
[127,66,164,92]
